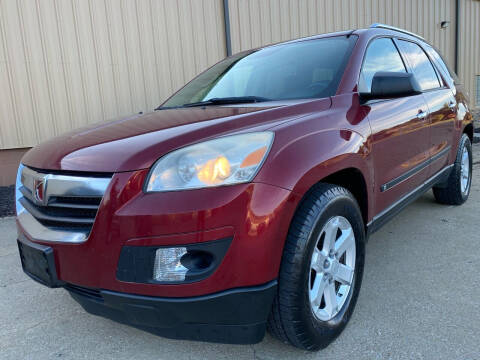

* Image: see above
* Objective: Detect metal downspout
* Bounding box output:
[455,0,460,74]
[223,0,232,56]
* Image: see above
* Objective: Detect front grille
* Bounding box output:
[17,166,112,237]
[19,189,101,232]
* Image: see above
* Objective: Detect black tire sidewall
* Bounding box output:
[433,134,473,205]
[295,191,365,346]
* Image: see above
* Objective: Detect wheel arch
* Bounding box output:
[320,168,369,226]
[291,166,371,230]
[463,122,474,143]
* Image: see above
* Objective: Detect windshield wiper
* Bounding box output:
[155,96,271,110]
[183,96,271,108]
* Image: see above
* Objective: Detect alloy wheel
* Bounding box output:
[460,145,471,195]
[308,216,356,321]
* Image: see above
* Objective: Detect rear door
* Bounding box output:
[359,37,431,215]
[396,39,456,177]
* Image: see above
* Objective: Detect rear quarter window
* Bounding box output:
[424,45,459,87]
[396,40,441,91]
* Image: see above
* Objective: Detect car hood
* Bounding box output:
[22,99,331,173]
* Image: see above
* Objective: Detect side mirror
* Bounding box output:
[360,72,422,102]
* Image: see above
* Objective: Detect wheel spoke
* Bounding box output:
[322,218,338,253]
[334,263,354,285]
[310,273,327,307]
[323,281,337,318]
[334,227,354,257]
[311,247,327,272]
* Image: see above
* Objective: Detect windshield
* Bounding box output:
[162,35,357,108]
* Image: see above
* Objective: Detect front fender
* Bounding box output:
[256,126,373,217]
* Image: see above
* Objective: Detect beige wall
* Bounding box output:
[228,0,456,71]
[0,0,478,154]
[0,0,226,150]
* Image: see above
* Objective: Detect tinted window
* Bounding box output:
[397,40,441,91]
[359,38,406,92]
[425,45,459,86]
[162,36,357,107]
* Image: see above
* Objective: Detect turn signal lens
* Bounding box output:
[240,146,267,168]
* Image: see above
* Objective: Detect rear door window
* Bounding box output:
[359,38,406,93]
[396,40,441,91]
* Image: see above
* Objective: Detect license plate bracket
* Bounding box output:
[17,236,64,288]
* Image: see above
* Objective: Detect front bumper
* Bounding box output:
[16,167,299,343]
[66,280,277,344]
[17,234,277,344]
[16,169,299,297]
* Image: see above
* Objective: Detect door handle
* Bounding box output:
[448,101,457,110]
[416,110,427,120]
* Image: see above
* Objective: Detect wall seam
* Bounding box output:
[0,1,21,147]
[148,0,162,105]
[53,0,75,131]
[35,0,58,137]
[71,0,91,125]
[161,0,174,93]
[16,0,41,144]
[87,0,107,121]
[119,0,135,113]
[134,0,148,111]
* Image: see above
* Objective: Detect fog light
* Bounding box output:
[153,247,188,282]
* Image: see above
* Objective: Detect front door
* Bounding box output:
[359,37,431,214]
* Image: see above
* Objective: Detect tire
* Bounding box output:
[433,134,472,205]
[267,183,365,350]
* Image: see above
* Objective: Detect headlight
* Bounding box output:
[145,132,274,192]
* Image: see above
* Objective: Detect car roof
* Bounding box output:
[353,25,430,46]
[233,24,433,60]
[259,24,430,50]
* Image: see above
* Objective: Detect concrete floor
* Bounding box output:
[1,144,479,360]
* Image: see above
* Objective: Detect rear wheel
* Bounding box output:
[433,134,472,205]
[267,184,365,350]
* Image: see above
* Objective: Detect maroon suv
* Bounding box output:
[16,24,474,350]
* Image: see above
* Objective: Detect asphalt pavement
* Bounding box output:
[1,144,479,360]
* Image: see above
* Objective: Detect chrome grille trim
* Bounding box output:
[16,164,112,244]
[17,210,89,243]
[20,166,111,203]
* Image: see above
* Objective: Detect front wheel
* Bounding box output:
[267,184,365,350]
[433,134,472,205]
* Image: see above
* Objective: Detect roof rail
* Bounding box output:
[369,23,425,41]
